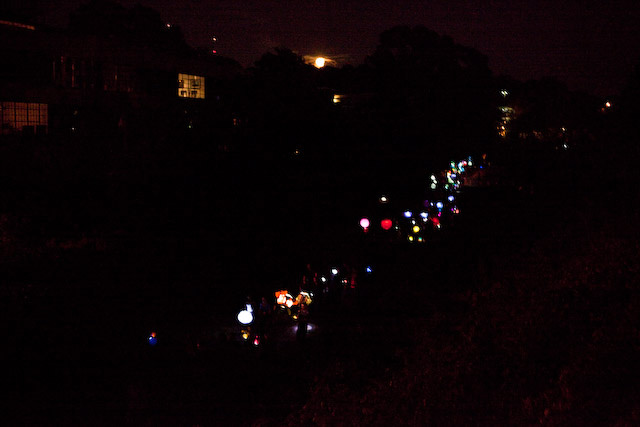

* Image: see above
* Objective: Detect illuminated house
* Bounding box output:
[0,17,240,140]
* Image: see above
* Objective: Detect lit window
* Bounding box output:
[1,102,48,135]
[178,73,205,99]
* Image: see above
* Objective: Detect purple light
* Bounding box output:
[404,210,412,218]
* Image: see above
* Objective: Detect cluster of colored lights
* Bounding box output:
[358,156,477,243]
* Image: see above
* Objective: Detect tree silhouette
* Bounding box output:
[363,25,497,162]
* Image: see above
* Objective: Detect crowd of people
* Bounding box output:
[236,155,486,346]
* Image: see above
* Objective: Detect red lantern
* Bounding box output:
[381,219,393,230]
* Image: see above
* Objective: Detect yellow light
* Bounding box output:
[412,225,420,233]
[315,57,326,68]
[408,235,414,242]
[333,94,341,103]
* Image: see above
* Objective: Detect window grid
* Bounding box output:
[1,102,48,135]
[178,73,205,99]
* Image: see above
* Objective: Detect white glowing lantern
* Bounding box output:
[315,57,326,68]
[237,309,253,325]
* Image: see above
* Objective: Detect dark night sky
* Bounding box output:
[8,0,640,96]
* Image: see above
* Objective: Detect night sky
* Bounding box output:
[9,0,640,95]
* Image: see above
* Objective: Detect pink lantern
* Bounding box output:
[360,218,370,229]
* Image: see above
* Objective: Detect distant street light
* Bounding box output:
[315,57,326,68]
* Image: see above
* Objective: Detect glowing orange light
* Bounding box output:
[314,57,326,68]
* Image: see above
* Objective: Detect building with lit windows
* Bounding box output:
[0,17,240,141]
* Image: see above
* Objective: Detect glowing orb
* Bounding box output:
[148,333,157,346]
[403,210,412,218]
[360,218,370,229]
[380,195,388,203]
[420,212,428,219]
[237,310,253,325]
[408,235,414,242]
[436,201,444,209]
[412,225,421,233]
[381,219,393,230]
[448,195,454,202]
[366,266,372,273]
[331,268,338,275]
[321,276,327,283]
[315,57,326,68]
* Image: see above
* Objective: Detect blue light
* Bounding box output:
[366,266,372,273]
[448,195,454,202]
[403,210,412,218]
[436,201,444,209]
[148,336,157,346]
[420,212,428,219]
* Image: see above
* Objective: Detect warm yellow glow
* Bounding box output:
[315,57,326,68]
[333,94,342,103]
[605,101,611,108]
[0,102,48,136]
[178,73,205,99]
[412,225,421,233]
